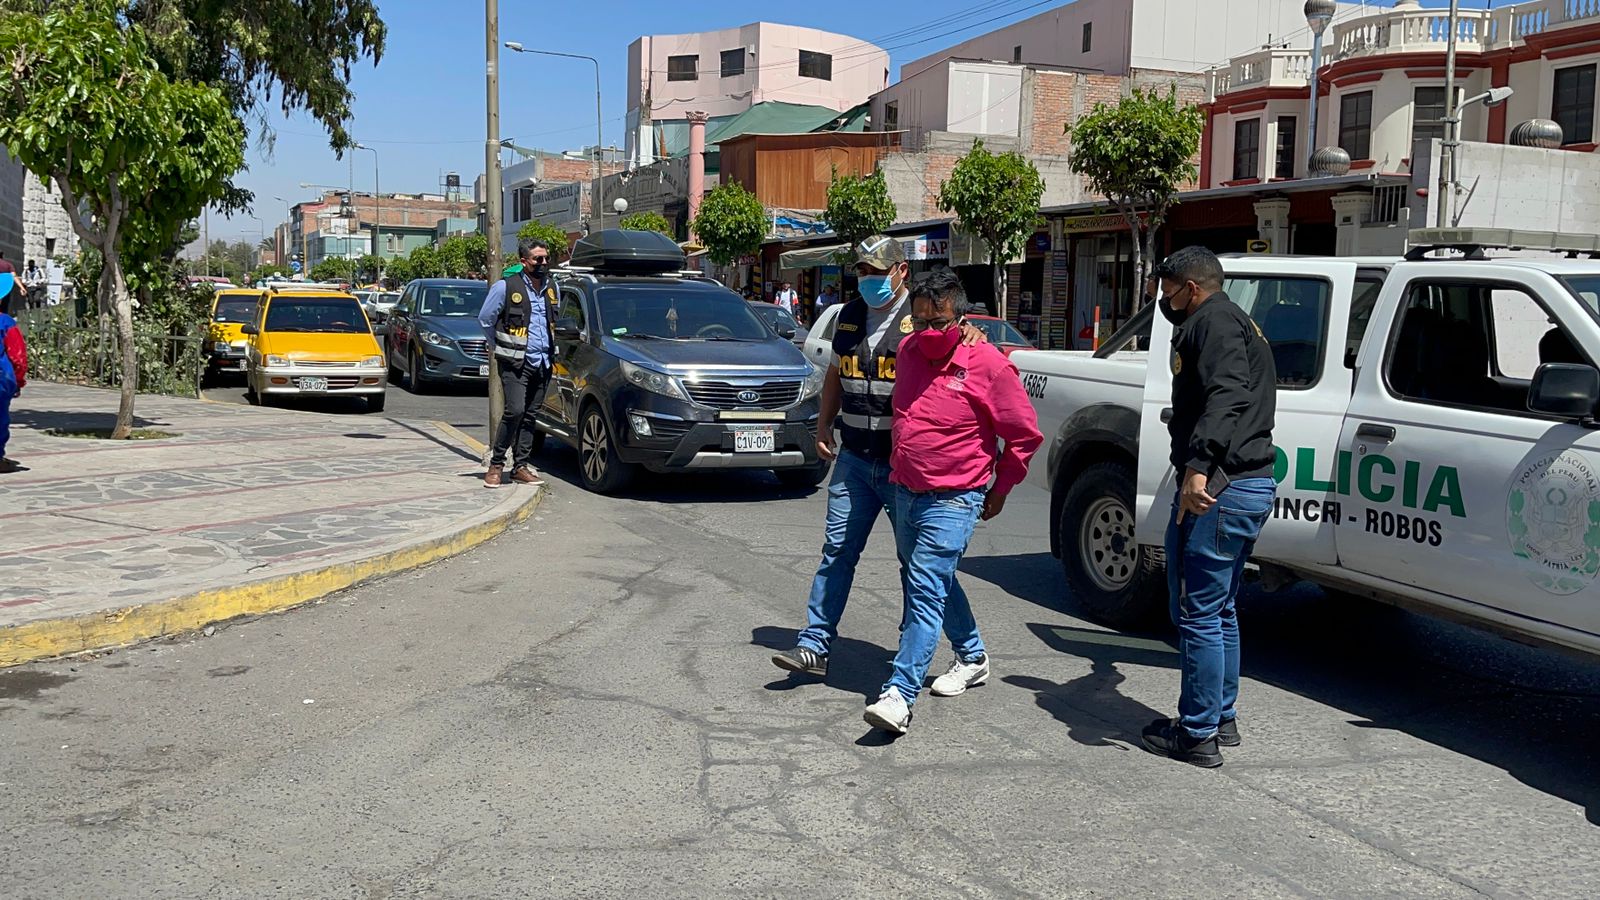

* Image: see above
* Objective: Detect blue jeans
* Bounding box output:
[883,485,987,706]
[1164,477,1275,739]
[0,385,11,458]
[796,449,899,655]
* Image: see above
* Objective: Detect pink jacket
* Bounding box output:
[890,338,1042,496]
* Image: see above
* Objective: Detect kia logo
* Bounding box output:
[736,390,761,404]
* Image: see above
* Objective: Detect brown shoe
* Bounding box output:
[484,463,505,488]
[511,465,546,486]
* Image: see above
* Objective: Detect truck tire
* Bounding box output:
[1059,459,1167,629]
[577,403,633,494]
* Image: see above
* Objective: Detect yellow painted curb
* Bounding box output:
[434,421,488,455]
[0,488,544,668]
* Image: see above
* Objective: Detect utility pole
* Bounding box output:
[203,207,211,276]
[485,0,504,456]
[1437,0,1461,227]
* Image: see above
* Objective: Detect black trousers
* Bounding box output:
[491,359,551,467]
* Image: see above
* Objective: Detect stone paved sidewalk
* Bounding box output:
[0,383,541,662]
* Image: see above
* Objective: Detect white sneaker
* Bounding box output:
[863,690,912,734]
[930,654,990,697]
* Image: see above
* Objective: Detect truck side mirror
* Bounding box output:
[1528,363,1600,419]
[241,323,259,336]
[554,317,581,339]
[778,324,797,340]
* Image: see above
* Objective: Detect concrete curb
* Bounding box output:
[0,437,542,668]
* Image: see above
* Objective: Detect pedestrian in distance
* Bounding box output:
[1139,246,1278,768]
[0,271,29,473]
[478,238,558,489]
[861,269,1042,735]
[775,281,798,316]
[770,238,987,683]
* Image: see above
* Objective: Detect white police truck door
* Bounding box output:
[1335,264,1600,643]
[1136,258,1359,566]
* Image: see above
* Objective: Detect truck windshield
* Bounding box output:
[597,286,772,341]
[1560,276,1600,316]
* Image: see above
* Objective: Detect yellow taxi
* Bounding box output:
[242,285,388,412]
[206,288,264,381]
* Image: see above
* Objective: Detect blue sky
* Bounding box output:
[210,0,1493,243]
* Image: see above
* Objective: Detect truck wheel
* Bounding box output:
[577,403,633,494]
[1059,460,1167,629]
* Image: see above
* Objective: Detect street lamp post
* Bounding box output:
[246,215,265,274]
[1303,0,1336,174]
[356,143,381,284]
[505,41,605,231]
[1438,0,1461,228]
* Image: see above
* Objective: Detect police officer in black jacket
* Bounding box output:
[1139,246,1278,769]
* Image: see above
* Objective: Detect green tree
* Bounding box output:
[438,233,489,278]
[937,139,1044,321]
[310,257,355,282]
[1068,86,1204,306]
[691,182,766,268]
[254,263,290,280]
[619,210,673,237]
[515,221,570,263]
[0,3,245,437]
[259,233,277,256]
[405,245,445,279]
[383,255,412,287]
[356,254,384,282]
[824,168,895,255]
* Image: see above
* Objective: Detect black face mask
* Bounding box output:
[1158,287,1190,326]
[528,262,549,278]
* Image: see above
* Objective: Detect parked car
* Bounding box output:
[205,288,263,382]
[748,300,809,347]
[966,314,1035,356]
[243,286,387,412]
[385,279,491,392]
[1015,227,1600,660]
[530,229,827,494]
[356,289,402,321]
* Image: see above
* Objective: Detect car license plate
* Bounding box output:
[734,428,775,453]
[236,359,248,370]
[479,364,490,376]
[299,377,329,393]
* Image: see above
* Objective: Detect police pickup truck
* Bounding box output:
[1016,228,1600,659]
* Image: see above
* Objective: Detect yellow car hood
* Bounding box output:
[259,332,381,361]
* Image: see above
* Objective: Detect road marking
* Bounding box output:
[433,421,487,455]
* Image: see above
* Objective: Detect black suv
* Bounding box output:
[530,230,827,493]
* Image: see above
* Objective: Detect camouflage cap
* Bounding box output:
[852,234,905,270]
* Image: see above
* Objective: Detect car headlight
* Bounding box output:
[800,363,826,400]
[419,330,448,346]
[361,356,383,368]
[213,341,229,353]
[620,360,689,401]
[265,354,290,367]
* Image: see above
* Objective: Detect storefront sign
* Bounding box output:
[1247,239,1272,253]
[900,235,949,261]
[1059,212,1144,233]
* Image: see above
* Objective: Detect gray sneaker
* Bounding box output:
[771,646,827,677]
[930,654,989,697]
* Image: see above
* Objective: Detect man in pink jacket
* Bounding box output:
[864,269,1043,735]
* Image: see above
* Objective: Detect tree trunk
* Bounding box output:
[1140,224,1159,302]
[104,252,137,439]
[992,252,1006,322]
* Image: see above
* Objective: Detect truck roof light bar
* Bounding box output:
[1406,228,1600,260]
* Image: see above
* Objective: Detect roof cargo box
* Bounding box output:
[570,229,687,274]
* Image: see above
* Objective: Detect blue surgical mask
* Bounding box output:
[859,274,897,309]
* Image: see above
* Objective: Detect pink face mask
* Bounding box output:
[910,325,962,361]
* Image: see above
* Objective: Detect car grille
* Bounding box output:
[294,360,363,368]
[649,418,694,439]
[684,380,802,410]
[458,339,489,359]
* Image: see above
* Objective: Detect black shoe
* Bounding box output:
[771,647,827,677]
[1141,718,1223,768]
[1216,718,1240,748]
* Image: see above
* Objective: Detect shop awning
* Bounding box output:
[779,243,847,269]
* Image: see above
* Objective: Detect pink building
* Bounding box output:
[625,23,888,165]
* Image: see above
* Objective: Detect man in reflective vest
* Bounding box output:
[771,235,984,679]
[477,238,557,488]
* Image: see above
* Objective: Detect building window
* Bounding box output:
[1233,118,1261,181]
[883,101,899,131]
[1339,91,1373,160]
[799,50,832,81]
[720,49,744,78]
[1413,86,1449,146]
[513,187,532,222]
[1553,64,1596,145]
[1013,45,1022,63]
[1274,116,1298,179]
[1082,22,1093,53]
[667,55,698,82]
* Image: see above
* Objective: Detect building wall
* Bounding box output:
[21,172,78,265]
[0,151,25,265]
[1414,140,1600,234]
[900,0,1133,77]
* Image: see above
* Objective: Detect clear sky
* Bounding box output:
[208,0,1495,243]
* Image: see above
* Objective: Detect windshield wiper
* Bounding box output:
[617,332,668,340]
[702,335,754,341]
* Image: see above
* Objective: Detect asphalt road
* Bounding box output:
[4,440,1600,896]
[202,362,493,434]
